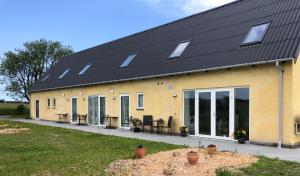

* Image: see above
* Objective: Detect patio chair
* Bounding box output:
[121,116,132,131]
[101,115,109,128]
[142,115,153,133]
[160,116,173,135]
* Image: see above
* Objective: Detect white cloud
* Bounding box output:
[136,0,236,17]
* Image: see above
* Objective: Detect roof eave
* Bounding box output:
[28,57,294,93]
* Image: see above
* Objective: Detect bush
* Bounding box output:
[17,105,25,114]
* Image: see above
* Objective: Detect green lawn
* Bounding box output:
[0,120,299,176]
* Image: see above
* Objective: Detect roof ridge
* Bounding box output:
[64,0,247,59]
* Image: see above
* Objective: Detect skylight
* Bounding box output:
[169,41,191,59]
[242,23,270,45]
[78,64,91,75]
[41,74,50,82]
[58,69,70,79]
[120,54,137,68]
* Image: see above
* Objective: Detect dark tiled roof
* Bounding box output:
[30,0,300,92]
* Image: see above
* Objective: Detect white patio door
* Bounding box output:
[88,95,106,126]
[195,89,234,139]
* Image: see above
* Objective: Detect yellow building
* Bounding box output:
[29,0,300,148]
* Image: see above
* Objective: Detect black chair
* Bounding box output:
[121,116,132,131]
[161,116,173,135]
[142,115,153,133]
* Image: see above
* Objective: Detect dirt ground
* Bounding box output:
[106,148,258,176]
[0,128,30,134]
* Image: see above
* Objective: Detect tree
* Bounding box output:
[0,39,73,102]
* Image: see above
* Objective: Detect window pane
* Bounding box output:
[58,69,70,79]
[138,94,144,108]
[199,92,212,135]
[78,64,91,75]
[184,91,195,135]
[235,88,249,140]
[243,23,270,44]
[120,54,136,68]
[216,91,230,137]
[169,41,190,59]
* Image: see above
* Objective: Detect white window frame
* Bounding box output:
[136,92,144,110]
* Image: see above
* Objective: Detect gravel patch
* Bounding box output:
[106,148,258,176]
[0,128,30,134]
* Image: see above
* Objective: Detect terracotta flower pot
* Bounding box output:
[135,146,145,159]
[187,151,199,165]
[207,144,217,155]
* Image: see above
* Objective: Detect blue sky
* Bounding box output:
[0,0,234,100]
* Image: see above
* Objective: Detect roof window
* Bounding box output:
[78,64,91,75]
[120,54,137,68]
[41,74,50,82]
[169,41,190,59]
[58,69,70,79]
[242,23,270,45]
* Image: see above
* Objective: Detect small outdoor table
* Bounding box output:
[105,116,118,129]
[152,119,164,134]
[57,113,68,123]
[77,114,87,126]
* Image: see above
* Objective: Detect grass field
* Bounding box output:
[0,120,299,176]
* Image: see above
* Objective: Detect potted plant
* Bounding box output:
[131,118,142,132]
[207,144,217,155]
[233,129,247,144]
[135,144,145,159]
[187,151,199,165]
[179,126,189,137]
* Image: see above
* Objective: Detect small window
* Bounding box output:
[242,23,270,45]
[120,54,137,68]
[169,41,190,59]
[53,98,56,109]
[137,93,144,109]
[58,69,70,79]
[78,64,92,75]
[47,99,50,108]
[41,74,50,82]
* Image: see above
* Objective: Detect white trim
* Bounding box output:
[119,94,130,129]
[136,92,144,109]
[70,97,78,124]
[29,58,293,93]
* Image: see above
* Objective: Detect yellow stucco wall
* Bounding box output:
[30,61,300,147]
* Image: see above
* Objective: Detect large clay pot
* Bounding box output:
[135,146,145,159]
[187,151,199,165]
[207,144,217,155]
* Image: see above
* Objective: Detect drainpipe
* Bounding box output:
[276,61,283,148]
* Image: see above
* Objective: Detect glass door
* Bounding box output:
[35,100,39,119]
[88,96,99,125]
[71,97,78,123]
[120,95,130,128]
[197,91,212,135]
[196,89,234,139]
[215,90,231,137]
[99,96,106,125]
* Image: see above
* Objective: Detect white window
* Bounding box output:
[53,98,56,109]
[120,54,137,68]
[169,41,190,59]
[242,23,270,45]
[58,69,70,79]
[78,64,92,75]
[47,98,50,108]
[137,93,144,109]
